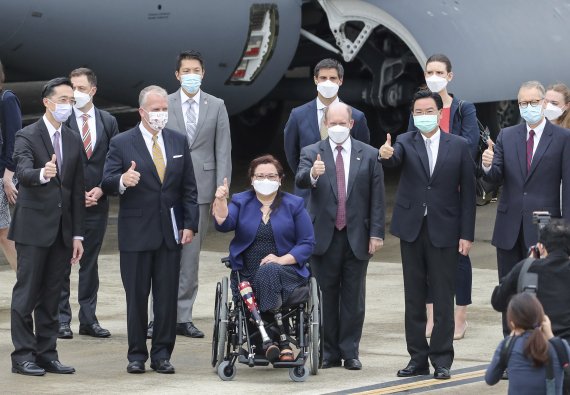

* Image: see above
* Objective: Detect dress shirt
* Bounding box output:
[316,96,339,128]
[181,88,201,126]
[420,129,441,174]
[310,136,351,187]
[73,106,97,151]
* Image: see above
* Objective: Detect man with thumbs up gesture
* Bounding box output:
[102,85,198,374]
[9,78,85,376]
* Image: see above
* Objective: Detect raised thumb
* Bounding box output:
[316,153,321,162]
[386,133,392,146]
[51,154,57,163]
[129,161,136,170]
[223,177,228,187]
[487,138,494,152]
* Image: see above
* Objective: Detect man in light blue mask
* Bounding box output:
[146,50,232,340]
[481,80,570,340]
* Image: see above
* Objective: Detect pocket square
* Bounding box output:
[173,155,183,159]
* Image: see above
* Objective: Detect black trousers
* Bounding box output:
[11,228,71,364]
[59,209,108,325]
[120,242,180,362]
[496,222,528,336]
[401,217,457,369]
[311,228,369,361]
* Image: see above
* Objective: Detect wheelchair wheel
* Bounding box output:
[289,365,309,382]
[217,360,236,381]
[211,277,229,368]
[308,276,323,375]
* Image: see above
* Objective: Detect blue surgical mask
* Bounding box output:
[413,114,439,133]
[48,100,73,123]
[520,104,544,125]
[181,74,202,94]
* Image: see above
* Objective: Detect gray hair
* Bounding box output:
[519,81,546,98]
[323,102,352,123]
[138,85,168,107]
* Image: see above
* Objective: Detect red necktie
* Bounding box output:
[81,113,93,159]
[526,129,535,172]
[335,146,346,230]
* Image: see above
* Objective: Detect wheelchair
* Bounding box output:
[211,257,323,382]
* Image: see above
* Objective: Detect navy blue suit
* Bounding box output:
[284,99,370,200]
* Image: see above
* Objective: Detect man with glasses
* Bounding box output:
[9,77,85,376]
[481,80,570,337]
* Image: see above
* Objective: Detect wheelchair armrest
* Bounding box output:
[221,256,231,269]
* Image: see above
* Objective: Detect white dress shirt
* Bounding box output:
[328,137,351,192]
[420,129,441,175]
[316,96,339,127]
[181,88,201,125]
[73,106,97,151]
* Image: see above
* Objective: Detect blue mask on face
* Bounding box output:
[181,74,202,94]
[413,114,439,133]
[520,104,544,125]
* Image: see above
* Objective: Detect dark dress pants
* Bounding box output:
[11,228,71,364]
[401,218,457,369]
[120,241,180,362]
[311,228,369,361]
[59,208,108,325]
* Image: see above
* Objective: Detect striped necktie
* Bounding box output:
[185,99,197,145]
[152,135,165,183]
[319,107,328,140]
[81,113,93,159]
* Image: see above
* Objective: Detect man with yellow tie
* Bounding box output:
[102,85,199,374]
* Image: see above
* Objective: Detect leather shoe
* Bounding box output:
[344,358,362,370]
[58,322,73,339]
[79,322,111,338]
[147,321,153,339]
[12,361,45,376]
[37,360,75,374]
[176,322,204,338]
[434,366,451,380]
[397,363,430,377]
[150,359,175,374]
[322,359,342,369]
[127,361,145,374]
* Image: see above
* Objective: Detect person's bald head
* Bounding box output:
[324,102,354,128]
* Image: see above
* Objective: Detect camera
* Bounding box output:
[529,211,551,258]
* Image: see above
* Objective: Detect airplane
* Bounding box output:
[1,0,569,153]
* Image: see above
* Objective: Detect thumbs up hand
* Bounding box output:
[215,177,229,200]
[481,138,495,168]
[311,153,326,179]
[122,160,140,187]
[44,154,58,180]
[379,133,394,159]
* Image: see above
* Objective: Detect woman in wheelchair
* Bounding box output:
[212,155,315,362]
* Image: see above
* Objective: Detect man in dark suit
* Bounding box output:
[285,58,370,202]
[57,68,119,340]
[296,102,385,371]
[9,77,85,376]
[102,85,198,374]
[379,90,476,380]
[481,80,570,336]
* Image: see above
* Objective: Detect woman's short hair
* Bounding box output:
[247,154,285,209]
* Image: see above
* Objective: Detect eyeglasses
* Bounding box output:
[412,109,438,116]
[253,173,279,181]
[49,97,76,105]
[518,100,542,108]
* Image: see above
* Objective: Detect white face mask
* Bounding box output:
[328,125,350,144]
[73,89,92,109]
[253,179,279,196]
[544,102,565,121]
[48,100,73,123]
[317,80,340,99]
[425,75,448,93]
[145,110,168,131]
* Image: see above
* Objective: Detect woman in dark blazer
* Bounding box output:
[408,54,479,341]
[212,154,315,361]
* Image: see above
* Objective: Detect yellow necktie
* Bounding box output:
[319,108,328,140]
[152,135,165,183]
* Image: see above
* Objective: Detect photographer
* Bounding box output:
[491,219,570,341]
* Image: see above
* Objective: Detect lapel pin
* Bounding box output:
[356,157,361,160]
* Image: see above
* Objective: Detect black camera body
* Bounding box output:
[529,211,551,258]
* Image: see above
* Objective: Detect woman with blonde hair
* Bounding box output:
[545,83,570,129]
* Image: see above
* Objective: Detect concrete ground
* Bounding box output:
[0,195,509,394]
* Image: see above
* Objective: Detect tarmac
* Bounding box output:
[0,192,510,394]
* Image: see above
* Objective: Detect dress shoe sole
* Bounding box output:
[57,334,73,339]
[127,368,145,374]
[176,330,204,338]
[150,366,175,374]
[345,365,362,370]
[11,367,45,376]
[397,369,430,377]
[79,329,111,338]
[321,361,342,369]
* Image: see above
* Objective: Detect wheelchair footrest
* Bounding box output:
[238,355,270,366]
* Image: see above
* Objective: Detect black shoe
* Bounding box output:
[176,322,204,338]
[37,360,75,374]
[434,366,451,380]
[322,359,342,369]
[11,361,46,376]
[344,359,362,370]
[127,361,145,374]
[150,359,175,374]
[147,321,153,339]
[79,322,111,338]
[397,363,430,377]
[58,322,73,339]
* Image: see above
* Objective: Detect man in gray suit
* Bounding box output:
[148,50,232,338]
[296,102,385,371]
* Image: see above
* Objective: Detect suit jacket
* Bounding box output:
[166,89,232,204]
[408,96,479,160]
[8,118,85,248]
[214,190,315,277]
[382,131,476,247]
[101,125,199,252]
[66,107,119,214]
[295,138,385,261]
[483,121,570,249]
[284,98,370,175]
